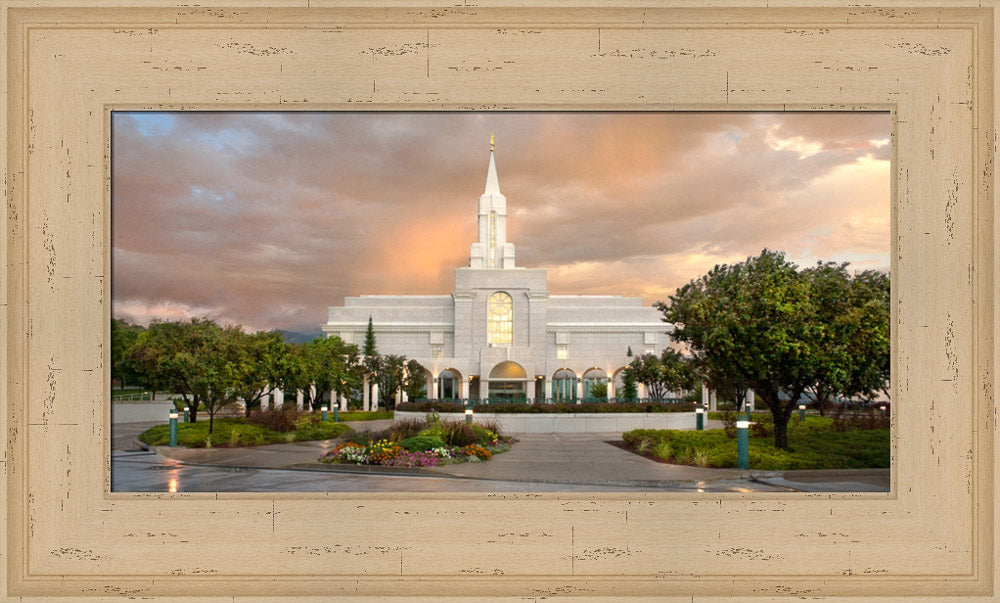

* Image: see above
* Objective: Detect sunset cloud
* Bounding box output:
[111,112,890,332]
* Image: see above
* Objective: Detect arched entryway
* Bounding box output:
[488,361,527,403]
[582,367,608,402]
[437,368,462,400]
[551,368,577,402]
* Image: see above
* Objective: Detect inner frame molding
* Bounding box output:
[2,3,996,600]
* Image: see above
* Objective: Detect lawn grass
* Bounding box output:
[335,411,393,422]
[623,416,889,470]
[138,417,352,448]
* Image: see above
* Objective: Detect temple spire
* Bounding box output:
[469,135,514,269]
[484,134,501,195]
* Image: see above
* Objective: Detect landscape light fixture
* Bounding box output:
[736,419,750,470]
[465,408,473,424]
[168,411,179,447]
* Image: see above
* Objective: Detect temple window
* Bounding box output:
[487,291,513,346]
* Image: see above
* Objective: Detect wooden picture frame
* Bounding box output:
[2,2,996,600]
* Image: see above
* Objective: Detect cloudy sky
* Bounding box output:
[112,111,891,333]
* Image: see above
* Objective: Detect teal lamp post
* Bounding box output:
[168,411,179,447]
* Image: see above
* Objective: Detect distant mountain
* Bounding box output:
[278,328,324,344]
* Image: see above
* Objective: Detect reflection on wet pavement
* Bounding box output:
[111,451,781,493]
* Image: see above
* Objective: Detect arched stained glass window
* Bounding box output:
[487,291,513,346]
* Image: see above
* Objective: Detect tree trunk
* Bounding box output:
[772,409,790,450]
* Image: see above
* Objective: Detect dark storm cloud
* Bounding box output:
[112,111,890,331]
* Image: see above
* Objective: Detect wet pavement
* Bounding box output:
[111,420,889,493]
[111,450,773,492]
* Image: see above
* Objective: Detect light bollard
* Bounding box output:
[321,406,328,422]
[183,406,189,423]
[465,408,473,424]
[695,406,705,431]
[168,411,179,447]
[798,404,807,422]
[736,414,750,470]
[333,404,339,422]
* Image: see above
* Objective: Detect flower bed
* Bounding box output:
[317,414,513,467]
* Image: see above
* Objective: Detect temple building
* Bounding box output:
[321,136,675,404]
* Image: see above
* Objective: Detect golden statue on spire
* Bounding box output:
[490,133,494,152]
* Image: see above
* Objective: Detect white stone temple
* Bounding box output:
[321,135,675,403]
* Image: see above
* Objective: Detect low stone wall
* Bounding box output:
[111,402,177,424]
[394,410,696,434]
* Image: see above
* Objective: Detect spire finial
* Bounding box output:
[490,133,494,152]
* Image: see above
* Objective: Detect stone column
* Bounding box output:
[576,379,584,404]
[544,379,552,401]
[480,380,489,403]
[701,383,710,406]
[460,379,469,400]
[526,380,534,404]
[296,389,304,410]
[362,375,370,411]
[746,389,755,412]
[709,390,718,411]
[638,383,647,399]
[607,378,615,402]
[340,392,348,411]
[372,383,379,411]
[308,384,316,411]
[274,388,284,409]
[401,390,408,403]
[432,378,439,400]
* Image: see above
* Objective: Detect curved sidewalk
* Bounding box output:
[149,422,889,492]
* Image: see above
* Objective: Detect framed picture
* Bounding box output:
[2,2,996,600]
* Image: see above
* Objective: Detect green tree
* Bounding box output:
[230,329,291,417]
[363,316,378,357]
[285,336,362,411]
[127,319,209,422]
[126,319,241,434]
[192,324,244,435]
[372,354,407,408]
[589,381,608,400]
[403,359,427,400]
[619,353,639,401]
[624,349,696,400]
[659,250,819,450]
[111,318,144,390]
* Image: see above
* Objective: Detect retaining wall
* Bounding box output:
[394,410,696,434]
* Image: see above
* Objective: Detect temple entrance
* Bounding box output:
[488,361,528,403]
[488,380,526,403]
[438,368,461,400]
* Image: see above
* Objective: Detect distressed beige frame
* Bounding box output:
[2,2,997,600]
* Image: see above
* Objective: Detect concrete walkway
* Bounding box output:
[145,419,890,492]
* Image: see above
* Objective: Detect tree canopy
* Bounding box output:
[658,249,890,450]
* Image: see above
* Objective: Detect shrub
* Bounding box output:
[345,429,376,447]
[652,440,672,461]
[400,435,448,452]
[390,418,429,441]
[477,418,505,439]
[247,407,299,433]
[692,449,711,467]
